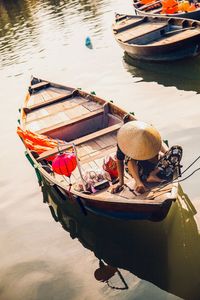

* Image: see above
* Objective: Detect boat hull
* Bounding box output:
[117,38,200,62]
[113,14,200,62]
[133,2,200,20]
[40,170,173,222]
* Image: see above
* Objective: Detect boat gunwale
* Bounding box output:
[113,14,200,50]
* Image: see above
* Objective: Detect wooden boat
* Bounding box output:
[133,0,200,20]
[113,14,200,62]
[18,76,178,221]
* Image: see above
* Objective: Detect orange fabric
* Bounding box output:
[26,130,58,147]
[23,139,52,154]
[17,126,66,160]
[178,1,196,12]
[162,0,178,13]
[140,0,155,5]
[187,4,196,12]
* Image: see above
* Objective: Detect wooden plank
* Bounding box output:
[31,92,44,105]
[37,108,104,135]
[116,22,167,43]
[82,101,102,111]
[42,90,53,101]
[26,108,49,123]
[114,17,145,33]
[45,103,64,114]
[44,88,62,99]
[94,157,105,169]
[77,142,102,160]
[48,87,69,95]
[38,123,121,161]
[31,81,50,91]
[64,105,89,119]
[149,28,200,45]
[76,145,90,158]
[24,91,75,113]
[28,94,36,107]
[80,145,116,164]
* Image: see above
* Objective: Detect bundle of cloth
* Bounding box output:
[17,126,66,161]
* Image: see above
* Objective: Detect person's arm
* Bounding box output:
[161,141,169,154]
[127,159,146,194]
[117,158,124,186]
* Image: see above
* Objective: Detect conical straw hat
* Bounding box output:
[117,121,162,160]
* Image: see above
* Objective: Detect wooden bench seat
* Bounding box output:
[24,90,76,113]
[30,81,50,92]
[37,108,104,135]
[116,22,167,43]
[148,28,200,45]
[37,123,121,161]
[113,17,146,33]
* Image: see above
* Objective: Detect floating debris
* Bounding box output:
[85,36,93,49]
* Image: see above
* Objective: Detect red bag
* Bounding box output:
[103,156,118,180]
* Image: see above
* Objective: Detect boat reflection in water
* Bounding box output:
[41,180,200,299]
[123,52,200,94]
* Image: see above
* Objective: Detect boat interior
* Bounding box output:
[114,16,200,46]
[22,79,176,203]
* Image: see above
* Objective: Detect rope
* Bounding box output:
[146,167,200,200]
[151,155,200,194]
[172,168,200,184]
[180,155,200,176]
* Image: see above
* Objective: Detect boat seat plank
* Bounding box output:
[30,81,50,92]
[116,22,167,43]
[37,123,121,161]
[36,108,104,134]
[113,17,145,32]
[24,90,75,113]
[149,28,200,45]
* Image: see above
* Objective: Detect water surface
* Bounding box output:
[0,0,200,299]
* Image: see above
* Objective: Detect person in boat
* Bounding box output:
[111,120,182,194]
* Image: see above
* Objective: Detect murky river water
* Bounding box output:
[0,0,200,299]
